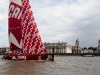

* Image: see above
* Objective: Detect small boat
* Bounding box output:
[81,55,94,57]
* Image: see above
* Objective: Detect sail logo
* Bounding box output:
[18,56,26,60]
[9,2,22,19]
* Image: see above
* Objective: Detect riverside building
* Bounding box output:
[44,42,72,53]
[97,39,100,53]
[72,38,83,53]
[44,38,83,53]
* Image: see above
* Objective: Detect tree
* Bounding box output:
[88,47,93,50]
[92,47,97,53]
[84,47,87,50]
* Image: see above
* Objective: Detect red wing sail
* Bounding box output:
[9,0,47,54]
[21,0,47,54]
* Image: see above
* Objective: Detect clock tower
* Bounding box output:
[98,39,100,53]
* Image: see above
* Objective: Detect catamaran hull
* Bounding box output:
[2,54,54,61]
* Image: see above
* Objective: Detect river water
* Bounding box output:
[0,55,100,75]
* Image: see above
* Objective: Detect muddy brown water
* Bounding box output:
[0,55,100,75]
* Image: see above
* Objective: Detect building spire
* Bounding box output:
[76,38,79,42]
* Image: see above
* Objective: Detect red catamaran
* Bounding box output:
[2,0,54,61]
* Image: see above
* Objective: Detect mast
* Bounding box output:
[9,0,47,54]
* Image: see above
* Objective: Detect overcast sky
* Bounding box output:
[0,0,100,48]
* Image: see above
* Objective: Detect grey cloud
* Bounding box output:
[0,0,100,47]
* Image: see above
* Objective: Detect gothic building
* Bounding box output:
[72,38,83,53]
[44,42,72,53]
